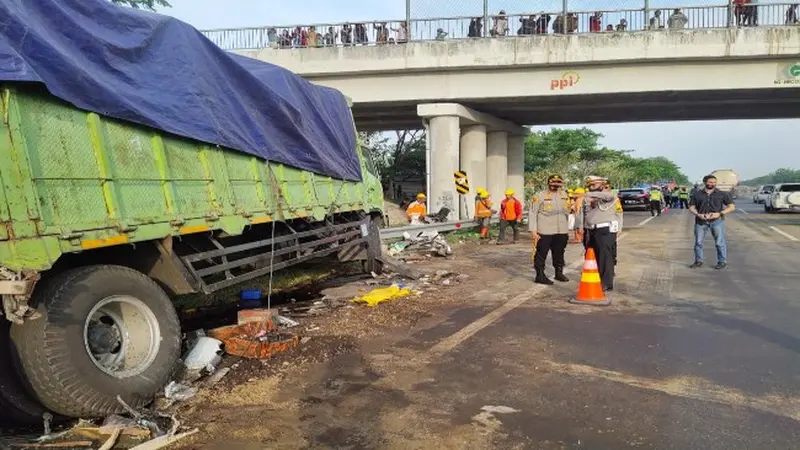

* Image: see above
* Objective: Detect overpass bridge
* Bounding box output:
[204,19,800,220]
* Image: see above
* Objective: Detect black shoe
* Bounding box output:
[714,262,727,270]
[689,261,703,268]
[554,272,569,282]
[603,285,614,291]
[535,274,554,285]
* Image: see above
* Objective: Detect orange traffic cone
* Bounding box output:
[569,248,611,306]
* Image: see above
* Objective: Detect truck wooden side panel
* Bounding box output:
[0,86,383,271]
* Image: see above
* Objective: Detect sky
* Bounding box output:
[162,0,797,183]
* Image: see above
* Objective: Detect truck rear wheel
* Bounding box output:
[10,265,181,418]
[0,321,47,425]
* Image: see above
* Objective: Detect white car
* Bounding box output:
[754,185,774,204]
[764,183,800,213]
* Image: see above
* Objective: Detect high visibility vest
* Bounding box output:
[650,190,662,201]
[679,191,689,199]
[475,199,493,218]
[502,198,519,221]
[406,201,426,218]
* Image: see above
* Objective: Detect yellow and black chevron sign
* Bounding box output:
[454,171,469,195]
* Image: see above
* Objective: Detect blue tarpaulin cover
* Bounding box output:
[0,0,361,181]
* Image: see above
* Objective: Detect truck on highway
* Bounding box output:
[710,169,740,198]
[0,1,384,423]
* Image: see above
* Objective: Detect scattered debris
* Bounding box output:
[275,315,299,328]
[164,381,198,402]
[208,321,300,360]
[11,440,94,448]
[352,284,411,307]
[203,367,231,387]
[237,308,275,326]
[389,230,454,259]
[182,336,223,372]
[376,255,422,279]
[128,429,198,450]
[301,336,312,344]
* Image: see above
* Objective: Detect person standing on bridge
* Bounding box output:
[576,175,619,291]
[689,175,736,270]
[530,175,571,284]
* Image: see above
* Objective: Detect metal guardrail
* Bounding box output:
[380,219,478,240]
[200,3,800,51]
[379,213,529,240]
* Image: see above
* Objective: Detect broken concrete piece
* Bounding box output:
[204,367,231,387]
[164,381,198,401]
[237,308,275,326]
[182,336,223,371]
[275,315,299,328]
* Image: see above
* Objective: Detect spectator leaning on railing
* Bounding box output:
[668,9,688,29]
[492,10,509,36]
[788,4,799,24]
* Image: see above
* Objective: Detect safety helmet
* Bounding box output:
[575,187,586,194]
[476,187,487,195]
[416,193,426,199]
[479,192,490,199]
[504,189,515,196]
[547,174,564,184]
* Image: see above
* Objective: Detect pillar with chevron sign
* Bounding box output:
[454,170,470,219]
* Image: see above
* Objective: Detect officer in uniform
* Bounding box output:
[649,185,663,216]
[576,175,619,291]
[529,174,571,285]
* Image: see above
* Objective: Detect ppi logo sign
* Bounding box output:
[550,71,580,90]
[774,62,800,85]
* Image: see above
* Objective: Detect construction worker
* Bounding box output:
[474,191,496,240]
[575,175,618,291]
[498,189,523,244]
[529,174,571,284]
[406,193,427,223]
[649,185,663,216]
[679,186,690,209]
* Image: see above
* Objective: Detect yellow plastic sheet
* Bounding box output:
[352,284,411,307]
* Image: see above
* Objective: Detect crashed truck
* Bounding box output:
[0,0,384,423]
[709,169,740,199]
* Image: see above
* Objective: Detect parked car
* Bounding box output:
[764,183,800,213]
[753,185,775,204]
[617,188,651,211]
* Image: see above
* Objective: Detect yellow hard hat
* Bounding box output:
[575,187,586,193]
[476,187,487,195]
[416,193,426,199]
[504,189,515,196]
[479,192,489,199]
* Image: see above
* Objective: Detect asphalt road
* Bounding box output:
[182,200,800,449]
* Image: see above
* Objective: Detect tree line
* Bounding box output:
[362,127,690,201]
[740,168,800,186]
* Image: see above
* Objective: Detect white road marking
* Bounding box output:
[545,360,800,422]
[636,216,656,227]
[426,233,628,357]
[769,226,799,242]
[739,209,749,215]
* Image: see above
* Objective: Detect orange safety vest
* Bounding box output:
[501,198,520,221]
[475,199,493,218]
[406,201,426,218]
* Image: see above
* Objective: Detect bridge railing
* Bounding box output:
[201,3,800,51]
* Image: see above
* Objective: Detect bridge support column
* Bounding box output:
[460,125,487,219]
[487,131,508,204]
[428,115,460,221]
[507,135,526,204]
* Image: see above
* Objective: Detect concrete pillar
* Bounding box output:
[459,125,487,219]
[428,115,460,221]
[507,135,526,204]
[486,131,508,206]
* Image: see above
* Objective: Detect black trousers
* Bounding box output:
[534,233,568,272]
[680,198,688,209]
[649,200,661,216]
[583,227,615,289]
[498,220,519,242]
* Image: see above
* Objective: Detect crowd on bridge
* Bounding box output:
[260,4,799,49]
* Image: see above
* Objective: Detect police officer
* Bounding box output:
[649,185,663,216]
[529,174,571,285]
[576,175,619,291]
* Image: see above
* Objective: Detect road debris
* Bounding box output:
[388,230,453,259]
[182,336,223,372]
[352,284,412,307]
[164,381,198,402]
[208,320,300,360]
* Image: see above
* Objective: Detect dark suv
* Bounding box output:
[618,188,650,211]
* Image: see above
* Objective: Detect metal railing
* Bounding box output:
[201,3,800,51]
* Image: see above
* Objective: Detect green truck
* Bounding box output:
[0,85,385,422]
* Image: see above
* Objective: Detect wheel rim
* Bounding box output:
[83,296,161,379]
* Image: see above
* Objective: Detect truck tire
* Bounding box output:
[10,265,181,418]
[0,321,48,425]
